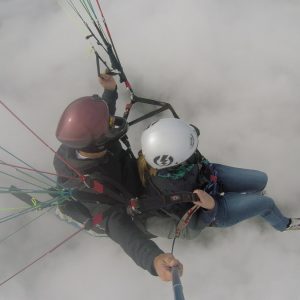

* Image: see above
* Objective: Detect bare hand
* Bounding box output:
[153,253,183,281]
[98,73,117,91]
[192,189,215,210]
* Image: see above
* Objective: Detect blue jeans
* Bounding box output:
[210,164,290,232]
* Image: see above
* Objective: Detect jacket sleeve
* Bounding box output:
[104,208,164,275]
[102,88,118,116]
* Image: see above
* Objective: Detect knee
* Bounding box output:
[260,196,275,210]
[256,171,268,191]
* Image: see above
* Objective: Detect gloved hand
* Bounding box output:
[99,73,117,91]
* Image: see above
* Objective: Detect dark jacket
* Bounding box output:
[143,152,219,232]
[53,89,163,275]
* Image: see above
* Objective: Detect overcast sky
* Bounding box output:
[1,0,300,299]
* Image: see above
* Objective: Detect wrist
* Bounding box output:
[205,201,215,210]
[202,199,216,211]
[105,85,117,91]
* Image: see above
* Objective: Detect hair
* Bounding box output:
[137,151,157,186]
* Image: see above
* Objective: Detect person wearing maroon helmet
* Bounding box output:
[53,74,182,281]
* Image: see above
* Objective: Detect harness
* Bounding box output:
[146,151,219,238]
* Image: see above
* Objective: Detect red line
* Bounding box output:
[0,225,85,287]
[96,0,105,20]
[0,161,78,181]
[0,99,83,179]
[95,0,113,40]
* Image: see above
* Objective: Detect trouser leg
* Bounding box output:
[213,164,268,193]
[214,193,290,231]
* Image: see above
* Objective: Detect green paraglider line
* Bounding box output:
[0,1,184,295]
[81,0,97,21]
[0,188,61,194]
[0,206,35,212]
[0,185,108,287]
[0,145,58,186]
[0,161,78,181]
[15,168,54,188]
[0,196,66,224]
[66,0,109,56]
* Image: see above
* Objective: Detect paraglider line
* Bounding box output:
[0,224,86,287]
[0,99,84,180]
[0,161,77,181]
[0,207,54,245]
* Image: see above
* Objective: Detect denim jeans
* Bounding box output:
[210,164,290,232]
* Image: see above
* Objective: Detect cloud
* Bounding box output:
[1,0,300,299]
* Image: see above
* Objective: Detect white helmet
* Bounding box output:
[141,118,199,169]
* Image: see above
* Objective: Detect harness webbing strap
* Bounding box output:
[92,180,104,193]
[92,213,103,225]
[175,204,200,238]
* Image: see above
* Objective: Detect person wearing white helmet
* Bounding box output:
[138,117,300,239]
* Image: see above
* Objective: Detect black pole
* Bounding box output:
[172,266,185,300]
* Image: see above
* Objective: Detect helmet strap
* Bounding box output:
[78,149,107,159]
[109,116,115,128]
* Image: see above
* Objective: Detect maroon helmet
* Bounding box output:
[56,95,128,151]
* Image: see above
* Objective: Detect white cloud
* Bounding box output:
[1,0,300,299]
